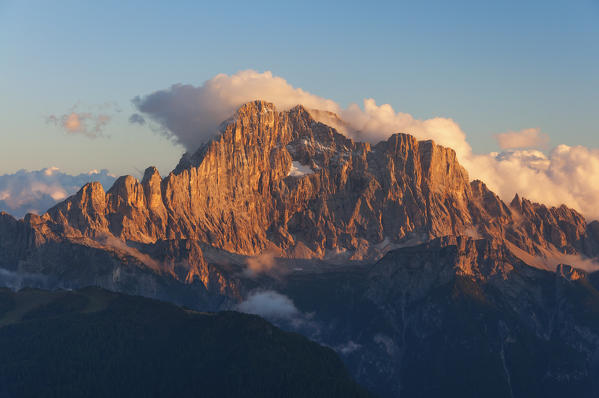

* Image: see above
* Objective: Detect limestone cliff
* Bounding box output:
[23,100,598,265]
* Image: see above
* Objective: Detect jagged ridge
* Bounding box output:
[0,100,597,295]
[10,101,597,260]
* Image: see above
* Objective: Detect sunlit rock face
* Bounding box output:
[0,100,597,303]
[14,100,597,264]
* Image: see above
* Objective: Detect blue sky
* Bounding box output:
[1,0,598,176]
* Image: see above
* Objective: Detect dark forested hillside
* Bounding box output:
[0,287,371,398]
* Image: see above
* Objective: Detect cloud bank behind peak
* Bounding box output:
[0,168,116,219]
[495,127,549,150]
[132,71,339,151]
[132,70,599,221]
[132,70,471,159]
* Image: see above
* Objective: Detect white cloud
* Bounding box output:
[133,70,599,221]
[132,70,339,151]
[244,251,278,277]
[338,99,472,159]
[464,145,599,220]
[0,268,51,290]
[0,168,116,218]
[47,103,116,138]
[236,290,321,336]
[237,290,300,320]
[494,127,549,150]
[133,70,472,159]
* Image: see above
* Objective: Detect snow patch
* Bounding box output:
[288,161,314,177]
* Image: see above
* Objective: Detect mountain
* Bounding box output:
[6,100,598,264]
[1,100,599,397]
[278,237,599,397]
[0,286,371,398]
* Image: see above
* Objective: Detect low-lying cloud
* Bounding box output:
[0,268,52,290]
[95,233,162,271]
[243,251,289,278]
[236,290,320,336]
[133,70,599,221]
[0,167,116,218]
[237,290,300,320]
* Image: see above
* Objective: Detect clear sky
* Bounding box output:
[1,0,598,177]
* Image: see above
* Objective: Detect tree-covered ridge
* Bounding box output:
[0,287,372,398]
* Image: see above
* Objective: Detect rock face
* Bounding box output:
[12,100,598,264]
[277,236,599,397]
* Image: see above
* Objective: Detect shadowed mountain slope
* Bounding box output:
[0,287,371,398]
[277,236,599,397]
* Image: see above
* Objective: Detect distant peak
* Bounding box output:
[80,181,105,194]
[110,175,138,187]
[510,194,522,210]
[142,166,161,183]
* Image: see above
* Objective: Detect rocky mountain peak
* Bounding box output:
[510,193,522,211]
[142,166,161,184]
[6,100,598,268]
[43,181,109,238]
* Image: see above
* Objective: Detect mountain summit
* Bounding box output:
[5,100,597,265]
